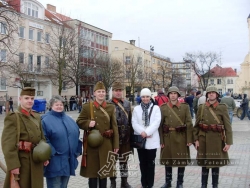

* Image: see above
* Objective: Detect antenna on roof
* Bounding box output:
[138,37,140,47]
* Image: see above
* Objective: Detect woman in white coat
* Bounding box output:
[132,88,161,188]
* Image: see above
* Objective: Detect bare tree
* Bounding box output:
[183,51,220,91]
[170,68,187,92]
[157,62,171,91]
[145,67,159,92]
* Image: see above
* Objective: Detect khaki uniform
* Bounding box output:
[76,101,119,178]
[159,102,193,166]
[1,106,45,188]
[194,101,233,167]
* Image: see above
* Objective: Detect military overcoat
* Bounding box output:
[1,106,45,188]
[194,101,233,167]
[76,101,119,179]
[159,102,193,167]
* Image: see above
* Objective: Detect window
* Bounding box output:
[228,89,233,93]
[24,2,38,18]
[218,89,222,95]
[210,79,214,85]
[62,82,66,90]
[1,50,7,62]
[0,77,6,90]
[19,52,24,63]
[29,29,34,40]
[125,56,130,63]
[59,37,66,47]
[126,71,131,79]
[37,31,42,42]
[28,54,33,71]
[0,22,7,34]
[217,79,221,84]
[19,27,25,38]
[157,60,160,65]
[37,56,41,72]
[45,56,49,67]
[230,79,233,84]
[114,47,118,50]
[137,57,142,63]
[45,33,49,43]
[227,79,230,84]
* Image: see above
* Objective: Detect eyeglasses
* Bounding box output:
[141,96,150,98]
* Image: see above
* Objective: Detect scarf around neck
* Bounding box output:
[141,101,152,127]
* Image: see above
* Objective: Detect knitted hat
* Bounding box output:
[20,87,35,96]
[94,81,106,91]
[196,91,201,95]
[140,88,151,97]
[112,82,123,90]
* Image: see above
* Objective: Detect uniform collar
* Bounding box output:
[18,106,35,117]
[205,101,219,108]
[93,100,107,108]
[112,98,123,104]
[168,101,181,108]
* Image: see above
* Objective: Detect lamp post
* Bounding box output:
[5,93,9,115]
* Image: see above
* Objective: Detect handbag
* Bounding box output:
[10,174,20,188]
[130,105,154,149]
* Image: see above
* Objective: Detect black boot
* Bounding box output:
[212,168,219,188]
[161,166,172,188]
[99,178,107,188]
[121,177,132,188]
[201,167,209,188]
[176,167,185,188]
[89,178,98,188]
[110,177,116,188]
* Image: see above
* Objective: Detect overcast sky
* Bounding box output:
[39,0,250,70]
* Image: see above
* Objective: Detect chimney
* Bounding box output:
[129,40,136,46]
[47,4,56,12]
[234,68,237,73]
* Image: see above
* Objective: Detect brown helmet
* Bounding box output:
[206,86,219,97]
[167,86,181,97]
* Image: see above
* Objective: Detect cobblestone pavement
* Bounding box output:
[0,111,250,188]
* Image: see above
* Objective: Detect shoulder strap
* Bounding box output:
[99,106,111,122]
[201,104,205,121]
[148,105,154,121]
[208,107,220,124]
[89,102,94,120]
[15,112,21,146]
[116,102,128,119]
[167,103,184,125]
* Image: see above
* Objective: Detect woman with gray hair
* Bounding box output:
[41,95,82,188]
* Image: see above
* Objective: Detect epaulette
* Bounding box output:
[106,101,113,104]
[160,103,167,108]
[181,102,189,106]
[198,104,204,106]
[31,110,39,114]
[219,103,227,107]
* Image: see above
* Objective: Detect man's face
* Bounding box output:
[169,92,178,101]
[94,89,106,101]
[112,89,123,99]
[207,92,218,101]
[19,95,34,110]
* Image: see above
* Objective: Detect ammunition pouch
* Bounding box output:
[163,125,170,134]
[199,123,224,133]
[101,129,114,139]
[175,125,187,133]
[18,141,34,153]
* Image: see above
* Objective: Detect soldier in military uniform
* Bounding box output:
[1,87,49,188]
[194,86,233,188]
[77,81,119,188]
[109,81,132,188]
[159,86,193,188]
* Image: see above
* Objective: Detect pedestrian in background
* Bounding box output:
[193,91,202,115]
[132,88,161,188]
[136,94,141,105]
[42,95,82,188]
[0,96,4,114]
[1,87,49,188]
[159,86,193,188]
[64,96,69,111]
[240,94,250,120]
[9,97,14,112]
[185,93,194,119]
[220,92,236,124]
[198,91,207,105]
[154,89,169,106]
[194,86,232,188]
[78,96,83,113]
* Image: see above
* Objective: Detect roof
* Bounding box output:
[210,66,237,77]
[44,9,72,26]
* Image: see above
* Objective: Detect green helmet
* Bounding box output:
[87,129,103,148]
[167,86,181,97]
[206,86,219,97]
[33,140,51,163]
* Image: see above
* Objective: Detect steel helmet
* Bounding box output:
[87,129,103,148]
[33,140,51,163]
[167,86,181,97]
[206,86,219,97]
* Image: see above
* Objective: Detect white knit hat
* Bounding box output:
[140,88,151,97]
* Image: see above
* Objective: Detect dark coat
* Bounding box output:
[193,101,233,167]
[76,101,119,178]
[1,106,45,188]
[41,110,82,178]
[159,102,193,167]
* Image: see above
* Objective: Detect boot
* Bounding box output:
[110,177,116,188]
[121,177,132,188]
[161,166,172,188]
[176,167,185,188]
[201,167,209,188]
[89,178,98,188]
[212,168,219,188]
[99,178,107,188]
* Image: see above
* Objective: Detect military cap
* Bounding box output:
[112,81,123,90]
[206,86,219,97]
[20,87,36,96]
[167,86,181,97]
[94,81,106,91]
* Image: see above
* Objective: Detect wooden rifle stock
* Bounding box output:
[81,131,88,167]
